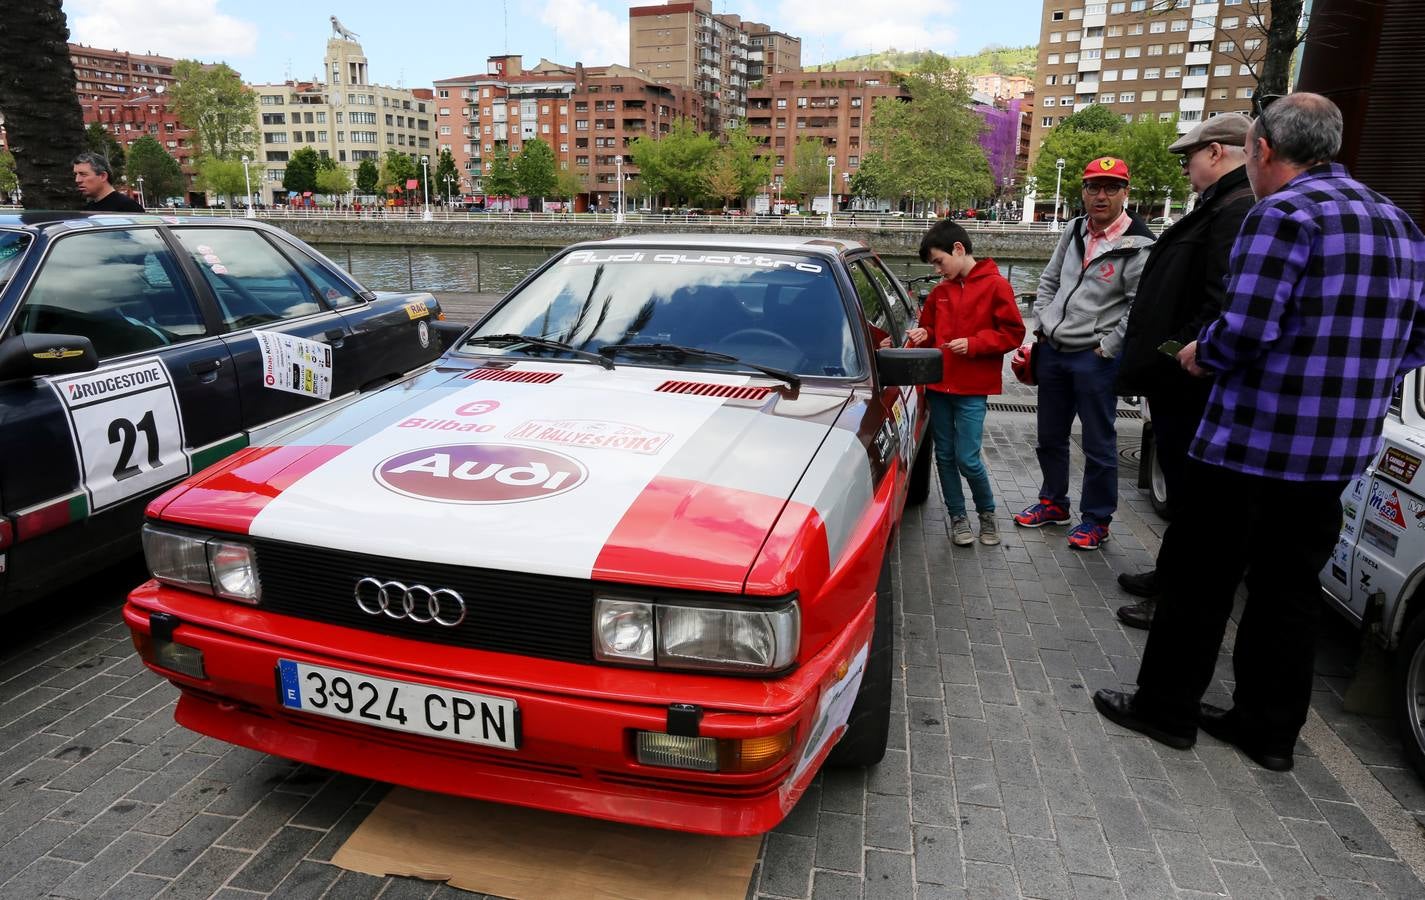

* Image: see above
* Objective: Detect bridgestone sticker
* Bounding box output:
[255,331,333,399]
[49,357,189,511]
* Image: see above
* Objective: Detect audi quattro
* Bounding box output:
[0,213,446,614]
[124,235,941,835]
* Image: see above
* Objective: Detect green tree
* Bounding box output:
[723,123,772,202]
[628,117,716,206]
[1116,115,1189,213]
[514,139,557,205]
[282,146,320,194]
[315,153,338,172]
[195,156,246,206]
[1030,105,1124,213]
[484,145,518,199]
[315,165,352,198]
[784,137,828,208]
[0,149,17,200]
[127,135,184,202]
[554,165,587,207]
[169,60,255,160]
[356,158,379,194]
[433,149,459,203]
[84,123,125,184]
[0,0,88,208]
[378,149,417,193]
[706,150,740,210]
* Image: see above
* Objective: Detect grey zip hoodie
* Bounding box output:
[1032,214,1156,358]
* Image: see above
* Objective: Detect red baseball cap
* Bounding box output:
[1083,156,1130,183]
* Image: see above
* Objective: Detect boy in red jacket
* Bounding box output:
[905,220,1026,545]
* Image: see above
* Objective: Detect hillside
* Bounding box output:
[819,46,1037,78]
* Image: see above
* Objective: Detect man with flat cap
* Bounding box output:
[1112,114,1256,628]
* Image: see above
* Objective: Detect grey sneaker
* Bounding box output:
[951,515,975,546]
[978,511,1000,545]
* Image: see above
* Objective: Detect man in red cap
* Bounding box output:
[1015,157,1156,549]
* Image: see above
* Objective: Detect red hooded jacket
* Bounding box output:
[916,257,1026,395]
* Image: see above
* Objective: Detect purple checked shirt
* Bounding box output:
[1191,163,1425,481]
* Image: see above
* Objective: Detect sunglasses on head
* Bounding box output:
[1252,92,1283,147]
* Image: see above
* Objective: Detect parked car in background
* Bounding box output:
[124,233,941,835]
[0,212,448,614]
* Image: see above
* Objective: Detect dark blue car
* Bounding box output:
[0,213,448,613]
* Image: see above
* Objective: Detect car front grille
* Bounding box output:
[253,539,596,663]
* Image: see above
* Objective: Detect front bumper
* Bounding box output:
[124,582,873,836]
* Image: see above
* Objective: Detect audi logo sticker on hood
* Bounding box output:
[375,443,587,504]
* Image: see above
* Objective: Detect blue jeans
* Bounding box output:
[1034,343,1120,524]
[927,392,995,517]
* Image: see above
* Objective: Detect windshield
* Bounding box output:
[463,247,862,378]
[0,232,32,294]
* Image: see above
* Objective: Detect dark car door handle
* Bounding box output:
[323,329,346,349]
[188,358,222,383]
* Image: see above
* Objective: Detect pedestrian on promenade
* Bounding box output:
[894,220,1025,546]
[1015,157,1155,550]
[73,152,144,212]
[1094,92,1425,771]
[1112,114,1257,628]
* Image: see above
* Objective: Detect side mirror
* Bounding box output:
[431,319,469,350]
[0,333,99,382]
[875,347,942,387]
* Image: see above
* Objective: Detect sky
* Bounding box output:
[64,0,1044,89]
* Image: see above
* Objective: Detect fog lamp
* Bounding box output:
[134,632,206,679]
[636,732,719,771]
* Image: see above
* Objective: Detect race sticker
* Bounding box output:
[1362,519,1399,557]
[1381,447,1422,487]
[254,331,333,399]
[560,249,824,274]
[790,641,869,785]
[418,320,431,349]
[506,419,672,455]
[403,300,430,320]
[1367,481,1408,531]
[48,357,189,510]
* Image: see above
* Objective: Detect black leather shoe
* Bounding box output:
[1198,703,1294,771]
[1116,598,1156,630]
[1117,569,1159,598]
[1092,689,1195,750]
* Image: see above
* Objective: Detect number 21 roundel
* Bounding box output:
[49,357,190,511]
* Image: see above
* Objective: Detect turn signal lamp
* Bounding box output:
[635,728,795,773]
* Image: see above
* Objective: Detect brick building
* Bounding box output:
[69,45,178,100]
[1029,0,1271,169]
[80,92,197,202]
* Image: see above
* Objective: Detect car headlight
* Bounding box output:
[142,525,260,604]
[594,595,799,673]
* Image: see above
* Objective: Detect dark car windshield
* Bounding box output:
[462,247,861,377]
[0,232,32,293]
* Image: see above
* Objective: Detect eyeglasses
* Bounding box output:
[1176,143,1213,167]
[1252,92,1283,147]
[1082,181,1126,196]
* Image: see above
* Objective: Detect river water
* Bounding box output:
[313,242,1046,298]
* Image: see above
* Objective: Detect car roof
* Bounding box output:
[575,233,868,259]
[0,212,271,236]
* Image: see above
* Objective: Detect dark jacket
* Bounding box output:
[85,191,145,212]
[1115,165,1255,396]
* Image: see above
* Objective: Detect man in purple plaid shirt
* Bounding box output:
[1094,93,1425,771]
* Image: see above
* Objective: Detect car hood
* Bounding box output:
[156,360,852,592]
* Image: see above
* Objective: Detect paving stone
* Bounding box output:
[1,856,84,898]
[1069,873,1128,900]
[957,803,1012,865]
[758,832,814,898]
[99,872,170,899]
[814,811,863,874]
[909,773,956,826]
[136,812,236,878]
[952,756,1001,809]
[1128,777,1195,832]
[321,869,387,900]
[818,768,866,816]
[1000,781,1053,839]
[1185,803,1259,865]
[962,861,1019,898]
[51,831,166,899]
[774,785,820,838]
[1315,799,1397,858]
[808,870,861,900]
[1152,829,1223,893]
[226,824,324,892]
[217,789,309,851]
[912,823,962,887]
[1108,846,1174,900]
[1212,861,1285,900]
[861,848,913,899]
[1011,834,1071,899]
[1053,814,1114,878]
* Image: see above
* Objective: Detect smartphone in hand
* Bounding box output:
[1157,339,1185,358]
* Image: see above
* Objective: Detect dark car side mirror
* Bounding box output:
[0,333,99,382]
[875,348,942,387]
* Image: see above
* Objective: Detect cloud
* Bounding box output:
[540,0,630,67]
[68,0,258,61]
[771,0,960,62]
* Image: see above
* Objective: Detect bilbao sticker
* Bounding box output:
[374,443,587,504]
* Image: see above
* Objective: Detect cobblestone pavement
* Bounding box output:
[2,412,1424,899]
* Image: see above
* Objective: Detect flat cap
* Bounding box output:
[1168,113,1253,152]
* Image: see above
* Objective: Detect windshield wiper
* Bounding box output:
[598,342,799,389]
[462,333,613,370]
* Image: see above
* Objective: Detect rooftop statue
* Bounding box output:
[330,16,359,40]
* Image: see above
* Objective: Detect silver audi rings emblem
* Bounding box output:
[355,577,466,627]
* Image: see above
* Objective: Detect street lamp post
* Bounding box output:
[615,155,625,224]
[136,176,145,209]
[241,155,255,218]
[824,155,835,227]
[420,156,432,221]
[1162,187,1172,223]
[842,171,850,211]
[1052,157,1065,232]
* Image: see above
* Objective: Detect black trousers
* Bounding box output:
[1134,458,1346,749]
[1144,385,1210,575]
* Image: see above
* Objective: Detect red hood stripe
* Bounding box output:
[154,444,352,534]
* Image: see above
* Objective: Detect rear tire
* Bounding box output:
[907,438,932,507]
[826,549,895,767]
[1393,611,1425,779]
[1149,443,1171,520]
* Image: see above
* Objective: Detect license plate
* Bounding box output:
[277,660,519,750]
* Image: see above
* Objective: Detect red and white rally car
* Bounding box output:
[124,235,940,835]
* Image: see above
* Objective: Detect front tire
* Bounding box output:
[1393,611,1425,779]
[826,548,895,767]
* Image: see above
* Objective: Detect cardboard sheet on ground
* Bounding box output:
[331,787,761,899]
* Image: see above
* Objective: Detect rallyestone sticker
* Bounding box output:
[48,357,189,510]
[255,331,333,399]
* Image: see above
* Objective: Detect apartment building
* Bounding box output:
[249,37,432,201]
[69,45,178,100]
[435,55,699,208]
[1029,1,1269,168]
[80,92,197,193]
[745,71,910,206]
[630,0,798,133]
